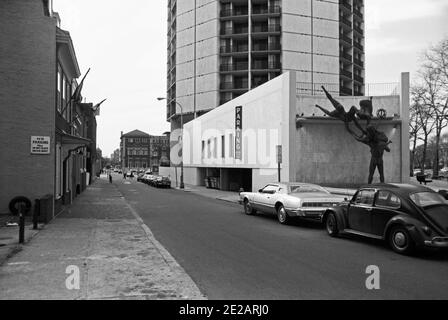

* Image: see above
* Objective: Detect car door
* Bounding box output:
[347,189,376,233]
[370,190,402,237]
[253,185,279,213]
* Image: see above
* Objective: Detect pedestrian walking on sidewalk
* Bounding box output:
[109,173,113,183]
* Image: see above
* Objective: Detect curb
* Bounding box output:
[0,226,42,267]
[116,187,207,300]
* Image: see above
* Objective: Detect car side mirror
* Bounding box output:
[344,197,348,201]
[258,189,263,193]
[438,189,448,200]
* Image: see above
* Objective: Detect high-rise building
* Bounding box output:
[166,0,365,130]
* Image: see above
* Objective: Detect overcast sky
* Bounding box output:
[52,0,448,158]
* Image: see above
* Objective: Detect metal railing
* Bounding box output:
[354,74,364,83]
[340,17,352,28]
[221,27,249,35]
[341,69,353,78]
[252,6,281,14]
[220,9,248,17]
[220,62,249,72]
[354,42,364,51]
[220,45,249,53]
[220,82,248,90]
[296,82,400,96]
[353,25,364,35]
[353,7,364,18]
[340,1,352,11]
[340,34,352,45]
[354,58,363,67]
[341,52,353,61]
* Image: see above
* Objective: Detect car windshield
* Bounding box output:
[289,185,328,194]
[410,192,447,207]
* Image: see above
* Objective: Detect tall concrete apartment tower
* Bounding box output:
[166,0,365,130]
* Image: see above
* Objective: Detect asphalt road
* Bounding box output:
[114,175,448,300]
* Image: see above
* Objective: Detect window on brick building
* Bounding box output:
[57,65,62,113]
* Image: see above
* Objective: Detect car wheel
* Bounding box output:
[243,199,256,215]
[388,226,415,255]
[277,205,289,225]
[326,212,339,237]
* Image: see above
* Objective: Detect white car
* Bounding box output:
[240,182,346,224]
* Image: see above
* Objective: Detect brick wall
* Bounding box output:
[0,0,57,213]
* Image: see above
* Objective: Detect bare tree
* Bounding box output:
[419,38,448,176]
[411,85,436,173]
[409,97,424,175]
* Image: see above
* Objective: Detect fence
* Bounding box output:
[296,82,400,97]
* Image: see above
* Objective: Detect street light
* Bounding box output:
[157,97,184,189]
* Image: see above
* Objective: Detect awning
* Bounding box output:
[58,132,91,149]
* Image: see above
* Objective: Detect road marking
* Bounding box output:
[7,262,30,266]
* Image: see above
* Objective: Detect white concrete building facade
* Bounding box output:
[177,72,410,191]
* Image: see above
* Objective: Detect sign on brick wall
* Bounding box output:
[31,136,50,154]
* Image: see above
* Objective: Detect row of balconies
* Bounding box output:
[340,51,364,67]
[220,61,281,72]
[220,24,281,35]
[220,6,281,18]
[220,43,281,53]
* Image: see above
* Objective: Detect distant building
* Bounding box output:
[111,148,120,166]
[0,0,99,216]
[120,130,170,172]
[149,134,170,172]
[120,130,151,170]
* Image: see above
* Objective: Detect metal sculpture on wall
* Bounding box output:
[315,86,392,184]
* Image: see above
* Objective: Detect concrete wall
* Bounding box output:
[282,0,339,84]
[176,0,220,114]
[0,0,57,214]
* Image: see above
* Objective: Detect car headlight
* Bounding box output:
[422,226,432,236]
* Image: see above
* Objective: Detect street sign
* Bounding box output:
[276,145,282,164]
[31,136,50,154]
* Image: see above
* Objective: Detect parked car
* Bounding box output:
[239,182,345,225]
[136,173,146,182]
[147,175,158,186]
[141,173,153,184]
[154,176,171,188]
[323,183,448,255]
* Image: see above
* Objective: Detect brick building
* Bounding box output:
[149,134,171,172]
[120,130,151,170]
[0,0,99,216]
[120,130,170,173]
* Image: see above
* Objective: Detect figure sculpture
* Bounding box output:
[315,86,367,138]
[316,86,391,184]
[353,125,392,184]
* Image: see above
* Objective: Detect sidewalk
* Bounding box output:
[0,223,41,267]
[0,178,205,300]
[180,177,448,204]
[182,184,241,203]
[180,184,357,204]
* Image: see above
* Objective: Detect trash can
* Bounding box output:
[38,194,54,223]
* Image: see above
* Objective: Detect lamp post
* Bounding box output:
[157,97,184,189]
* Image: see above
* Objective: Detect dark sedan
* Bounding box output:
[323,183,448,255]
